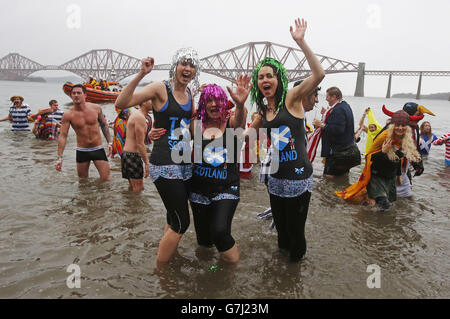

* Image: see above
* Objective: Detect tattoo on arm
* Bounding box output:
[98,110,112,143]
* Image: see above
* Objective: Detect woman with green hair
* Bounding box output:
[249,18,325,262]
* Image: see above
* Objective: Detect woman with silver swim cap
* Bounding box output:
[115,47,200,267]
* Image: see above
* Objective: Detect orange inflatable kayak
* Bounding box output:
[63,82,121,104]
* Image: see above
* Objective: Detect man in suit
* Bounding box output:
[313,87,357,178]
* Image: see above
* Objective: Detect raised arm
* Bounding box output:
[115,57,160,109]
[286,18,325,112]
[227,74,252,129]
[359,108,369,133]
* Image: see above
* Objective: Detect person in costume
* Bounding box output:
[112,108,130,158]
[257,80,321,227]
[433,132,450,166]
[248,18,325,262]
[30,100,63,140]
[32,113,58,140]
[419,121,438,156]
[381,104,433,197]
[401,102,435,151]
[336,110,421,211]
[38,100,64,125]
[0,96,33,131]
[115,48,200,266]
[357,107,383,155]
[189,81,250,263]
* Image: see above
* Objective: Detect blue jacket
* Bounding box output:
[321,100,355,157]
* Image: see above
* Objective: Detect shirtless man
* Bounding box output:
[121,100,151,191]
[56,84,113,181]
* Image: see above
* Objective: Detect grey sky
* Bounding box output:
[1,0,449,97]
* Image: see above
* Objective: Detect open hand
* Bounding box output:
[227,74,252,107]
[197,83,208,94]
[290,18,307,43]
[382,138,392,153]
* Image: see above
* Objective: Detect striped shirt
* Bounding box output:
[9,105,31,131]
[48,109,64,123]
[433,133,450,163]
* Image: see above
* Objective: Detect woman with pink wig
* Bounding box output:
[188,76,251,263]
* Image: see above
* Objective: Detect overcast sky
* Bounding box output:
[1,0,449,97]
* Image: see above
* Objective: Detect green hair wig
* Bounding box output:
[250,57,288,111]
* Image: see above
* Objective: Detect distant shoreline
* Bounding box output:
[391,92,450,101]
[0,76,47,83]
[1,78,449,101]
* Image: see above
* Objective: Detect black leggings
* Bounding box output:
[190,199,239,252]
[154,178,190,234]
[269,191,311,262]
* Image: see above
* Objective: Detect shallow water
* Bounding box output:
[0,81,449,298]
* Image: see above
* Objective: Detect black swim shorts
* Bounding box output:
[76,147,108,163]
[121,151,144,179]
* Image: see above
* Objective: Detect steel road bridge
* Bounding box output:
[1,42,449,99]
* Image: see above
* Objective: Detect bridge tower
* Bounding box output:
[354,62,365,97]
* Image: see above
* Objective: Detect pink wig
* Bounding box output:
[196,84,229,126]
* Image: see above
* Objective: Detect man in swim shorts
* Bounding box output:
[121,100,151,191]
[55,84,113,181]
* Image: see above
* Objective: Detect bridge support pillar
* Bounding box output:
[415,72,422,100]
[354,62,365,97]
[386,73,392,98]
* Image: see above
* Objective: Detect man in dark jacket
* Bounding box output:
[313,87,359,178]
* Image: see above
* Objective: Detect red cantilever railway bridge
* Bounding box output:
[1,42,449,99]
